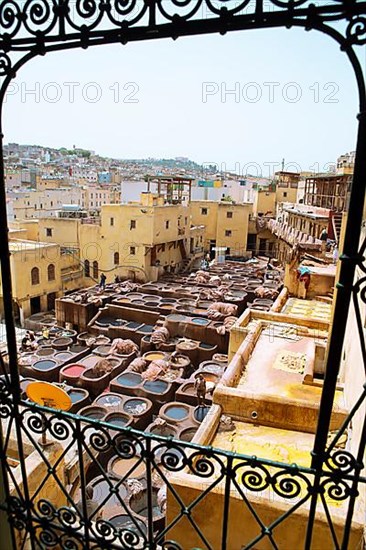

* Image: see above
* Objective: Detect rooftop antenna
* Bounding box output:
[281,158,285,171]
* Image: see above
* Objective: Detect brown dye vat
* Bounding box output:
[140,335,153,354]
[105,411,133,434]
[212,353,228,366]
[159,337,180,353]
[54,351,74,364]
[77,332,94,345]
[86,474,128,519]
[176,340,198,364]
[126,293,143,300]
[198,342,217,363]
[36,347,55,357]
[94,336,111,347]
[69,343,88,354]
[194,370,220,384]
[147,422,178,438]
[199,360,225,376]
[175,381,213,407]
[94,344,113,357]
[52,337,73,351]
[59,363,87,387]
[80,368,111,397]
[108,455,146,480]
[79,405,108,421]
[79,354,101,369]
[179,427,198,442]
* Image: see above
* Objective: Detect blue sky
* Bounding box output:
[3,25,361,176]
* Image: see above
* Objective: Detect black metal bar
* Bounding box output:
[341,410,366,549]
[75,419,91,550]
[221,455,232,550]
[305,110,366,547]
[145,438,156,549]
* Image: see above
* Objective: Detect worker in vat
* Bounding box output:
[195,374,207,407]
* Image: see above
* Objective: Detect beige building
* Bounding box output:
[0,227,84,324]
[190,200,251,257]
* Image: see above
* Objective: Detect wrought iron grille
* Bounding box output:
[0,1,365,549]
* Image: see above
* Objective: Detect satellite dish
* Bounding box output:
[26,382,72,447]
[26,381,72,411]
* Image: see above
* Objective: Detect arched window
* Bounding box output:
[31,267,39,285]
[84,259,90,277]
[114,252,119,266]
[47,264,55,281]
[93,261,98,279]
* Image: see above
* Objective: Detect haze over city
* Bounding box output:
[4,28,358,175]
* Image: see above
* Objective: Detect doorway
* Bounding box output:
[47,292,57,311]
[30,296,41,315]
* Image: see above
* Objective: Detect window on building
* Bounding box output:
[84,259,90,277]
[114,252,119,265]
[283,192,287,198]
[130,220,136,229]
[50,201,53,207]
[225,230,232,237]
[31,267,40,285]
[110,217,114,226]
[227,212,233,218]
[165,221,170,229]
[47,264,55,281]
[40,203,43,209]
[185,217,188,225]
[92,261,98,278]
[201,208,208,215]
[130,246,136,255]
[46,228,52,237]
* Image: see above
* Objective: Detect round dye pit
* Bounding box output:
[88,476,127,507]
[138,325,154,334]
[191,318,210,326]
[94,345,112,356]
[54,351,73,362]
[69,344,86,353]
[143,351,166,363]
[109,456,146,479]
[94,336,111,345]
[68,389,87,404]
[125,322,142,330]
[163,404,189,421]
[79,405,107,421]
[166,314,187,322]
[36,347,55,357]
[52,337,73,349]
[117,373,142,388]
[194,406,210,423]
[33,359,57,371]
[180,427,197,442]
[142,380,169,394]
[95,393,124,409]
[123,399,148,416]
[105,412,131,428]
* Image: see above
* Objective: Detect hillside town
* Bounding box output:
[0,139,364,549]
